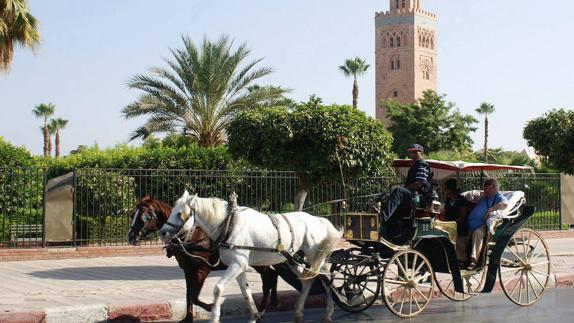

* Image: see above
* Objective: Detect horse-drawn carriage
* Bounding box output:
[328,159,551,317]
[148,159,550,322]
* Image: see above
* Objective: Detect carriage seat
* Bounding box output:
[461,190,526,234]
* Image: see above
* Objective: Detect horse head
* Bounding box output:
[160,190,197,242]
[127,196,170,245]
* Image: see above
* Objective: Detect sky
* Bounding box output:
[1,0,573,156]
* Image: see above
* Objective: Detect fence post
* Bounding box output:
[558,173,564,230]
[72,169,77,247]
[42,169,47,248]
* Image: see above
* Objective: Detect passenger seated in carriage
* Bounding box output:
[378,144,433,243]
[466,178,508,270]
[442,178,470,268]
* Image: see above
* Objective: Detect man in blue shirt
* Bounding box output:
[466,178,508,270]
[379,144,433,243]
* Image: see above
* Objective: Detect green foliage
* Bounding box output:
[426,149,479,162]
[524,109,574,175]
[0,137,36,168]
[381,90,478,157]
[228,104,395,185]
[44,143,242,178]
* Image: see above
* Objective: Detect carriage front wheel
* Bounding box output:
[329,248,382,313]
[498,228,551,306]
[382,250,434,317]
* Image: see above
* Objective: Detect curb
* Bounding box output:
[2,273,574,323]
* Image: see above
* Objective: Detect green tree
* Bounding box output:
[0,136,34,167]
[475,102,496,162]
[228,104,394,210]
[381,90,478,157]
[49,118,68,158]
[523,109,574,175]
[123,35,286,147]
[0,0,40,73]
[339,57,370,109]
[32,103,55,157]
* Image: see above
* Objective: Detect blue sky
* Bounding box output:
[1,0,573,156]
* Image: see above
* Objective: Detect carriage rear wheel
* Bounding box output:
[382,250,434,317]
[329,248,382,312]
[498,228,551,306]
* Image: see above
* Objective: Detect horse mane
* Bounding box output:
[184,196,228,241]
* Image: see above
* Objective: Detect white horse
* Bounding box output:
[159,191,342,323]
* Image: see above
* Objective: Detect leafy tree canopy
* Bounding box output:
[228,103,395,208]
[0,136,35,167]
[381,90,478,158]
[523,108,574,174]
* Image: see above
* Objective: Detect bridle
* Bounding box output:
[128,205,159,241]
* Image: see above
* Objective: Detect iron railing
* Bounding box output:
[0,168,564,248]
[0,168,45,248]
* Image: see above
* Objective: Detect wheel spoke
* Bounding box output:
[531,269,551,279]
[386,279,408,285]
[414,272,431,284]
[409,288,413,315]
[530,270,546,289]
[528,239,541,262]
[518,273,524,303]
[507,245,526,265]
[396,257,408,280]
[530,260,550,267]
[413,286,430,302]
[398,288,407,313]
[508,270,524,297]
[411,254,419,280]
[527,272,540,299]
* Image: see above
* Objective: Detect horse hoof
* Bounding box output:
[293,316,304,323]
[321,317,332,323]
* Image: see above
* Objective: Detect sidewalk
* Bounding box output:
[1,234,574,323]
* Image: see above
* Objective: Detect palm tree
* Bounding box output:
[49,118,68,158]
[0,0,41,73]
[123,35,287,147]
[339,57,370,109]
[32,103,55,157]
[475,102,495,162]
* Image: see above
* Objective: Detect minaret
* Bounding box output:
[375,0,438,123]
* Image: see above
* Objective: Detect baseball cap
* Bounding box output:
[407,144,424,153]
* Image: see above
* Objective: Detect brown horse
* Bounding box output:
[126,196,279,323]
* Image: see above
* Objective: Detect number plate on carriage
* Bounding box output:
[344,212,379,241]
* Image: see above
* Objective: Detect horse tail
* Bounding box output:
[301,221,343,280]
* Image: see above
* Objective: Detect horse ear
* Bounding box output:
[182,190,189,199]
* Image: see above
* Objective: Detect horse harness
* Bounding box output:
[216,193,297,259]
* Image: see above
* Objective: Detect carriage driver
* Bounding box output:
[378,144,433,242]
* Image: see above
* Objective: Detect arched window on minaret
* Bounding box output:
[402,0,406,8]
[391,60,395,70]
[397,59,400,69]
[390,38,394,47]
[396,0,400,9]
[397,37,401,47]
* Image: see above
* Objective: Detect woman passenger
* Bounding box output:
[443,178,470,268]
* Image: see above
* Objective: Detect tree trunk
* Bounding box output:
[47,135,52,158]
[484,116,489,163]
[294,176,311,211]
[43,120,49,157]
[352,78,359,109]
[55,130,60,159]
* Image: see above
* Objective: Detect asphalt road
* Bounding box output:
[192,288,574,323]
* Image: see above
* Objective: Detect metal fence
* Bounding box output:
[0,168,45,248]
[0,168,564,248]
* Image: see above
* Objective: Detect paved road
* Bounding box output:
[193,288,574,323]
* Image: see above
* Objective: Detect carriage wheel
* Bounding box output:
[330,248,382,312]
[498,228,551,306]
[382,250,434,317]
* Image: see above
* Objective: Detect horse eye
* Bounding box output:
[142,214,151,222]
